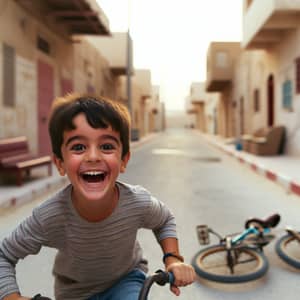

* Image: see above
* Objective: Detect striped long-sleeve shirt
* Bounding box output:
[0,181,177,300]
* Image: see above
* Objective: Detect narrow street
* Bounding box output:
[1,128,300,299]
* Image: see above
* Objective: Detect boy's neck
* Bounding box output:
[71,185,119,222]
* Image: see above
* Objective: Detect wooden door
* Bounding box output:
[38,60,54,155]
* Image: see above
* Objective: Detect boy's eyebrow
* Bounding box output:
[101,134,121,145]
[65,134,120,147]
[65,135,82,147]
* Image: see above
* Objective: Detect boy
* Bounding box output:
[0,94,195,300]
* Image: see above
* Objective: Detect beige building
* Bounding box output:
[186,82,219,134]
[151,85,166,132]
[242,0,300,155]
[0,0,110,155]
[0,1,163,155]
[206,42,241,138]
[203,0,300,156]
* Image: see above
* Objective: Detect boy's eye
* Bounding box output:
[100,143,115,151]
[71,144,86,152]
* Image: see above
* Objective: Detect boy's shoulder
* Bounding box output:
[34,184,72,218]
[117,181,151,197]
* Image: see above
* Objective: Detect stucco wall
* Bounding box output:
[275,29,300,155]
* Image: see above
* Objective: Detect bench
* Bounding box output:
[0,136,52,186]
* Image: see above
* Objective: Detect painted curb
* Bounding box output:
[204,135,300,198]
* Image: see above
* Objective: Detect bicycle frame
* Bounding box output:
[192,214,280,283]
[208,226,272,251]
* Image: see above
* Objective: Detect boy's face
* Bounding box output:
[53,113,130,204]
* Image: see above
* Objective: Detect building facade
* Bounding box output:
[0,0,164,156]
[203,0,300,156]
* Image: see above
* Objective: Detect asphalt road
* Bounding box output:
[1,128,300,299]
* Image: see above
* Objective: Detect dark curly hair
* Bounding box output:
[48,93,131,160]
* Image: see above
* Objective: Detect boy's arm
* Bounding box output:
[0,210,47,300]
[159,238,196,296]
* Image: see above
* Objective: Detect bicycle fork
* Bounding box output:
[225,237,237,274]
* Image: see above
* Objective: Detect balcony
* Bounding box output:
[206,42,241,92]
[243,0,300,49]
[15,0,110,35]
[87,32,133,76]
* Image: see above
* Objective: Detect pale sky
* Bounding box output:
[98,0,243,110]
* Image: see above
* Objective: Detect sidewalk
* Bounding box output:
[0,133,158,211]
[202,133,300,198]
[1,131,300,211]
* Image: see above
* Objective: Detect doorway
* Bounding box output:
[267,75,274,127]
[37,59,54,155]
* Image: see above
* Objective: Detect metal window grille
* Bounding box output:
[282,80,292,109]
[37,36,50,55]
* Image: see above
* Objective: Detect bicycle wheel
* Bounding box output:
[275,233,300,269]
[191,244,268,283]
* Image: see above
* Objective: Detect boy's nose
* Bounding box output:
[86,146,101,162]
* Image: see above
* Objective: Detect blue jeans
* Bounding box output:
[88,269,146,300]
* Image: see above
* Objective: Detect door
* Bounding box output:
[240,97,244,135]
[267,75,274,127]
[61,78,73,96]
[38,59,54,155]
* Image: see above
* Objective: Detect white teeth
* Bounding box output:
[83,171,104,176]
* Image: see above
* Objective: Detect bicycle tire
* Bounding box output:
[275,233,300,269]
[191,244,268,283]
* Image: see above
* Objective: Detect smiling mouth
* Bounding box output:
[81,171,107,183]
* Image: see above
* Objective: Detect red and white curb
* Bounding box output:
[207,137,300,198]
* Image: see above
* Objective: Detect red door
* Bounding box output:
[38,60,54,155]
[61,78,73,96]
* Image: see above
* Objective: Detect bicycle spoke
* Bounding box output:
[198,248,262,276]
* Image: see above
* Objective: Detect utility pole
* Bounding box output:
[126,29,132,117]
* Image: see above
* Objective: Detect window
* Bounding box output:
[253,89,260,112]
[216,51,228,68]
[2,43,15,107]
[295,57,300,93]
[37,36,50,55]
[282,80,292,110]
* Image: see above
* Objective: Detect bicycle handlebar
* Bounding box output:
[31,294,51,300]
[138,270,174,300]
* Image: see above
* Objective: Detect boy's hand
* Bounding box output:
[3,293,30,300]
[166,262,196,296]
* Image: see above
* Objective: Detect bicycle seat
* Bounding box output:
[245,213,280,229]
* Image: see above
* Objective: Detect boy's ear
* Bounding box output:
[52,154,66,176]
[120,151,130,173]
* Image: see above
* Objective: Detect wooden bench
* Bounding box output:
[0,136,52,186]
